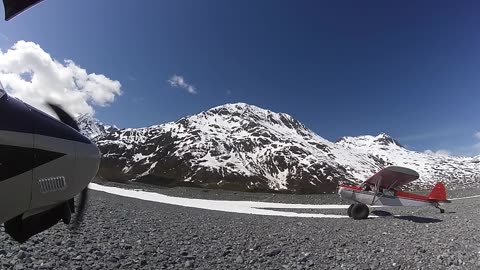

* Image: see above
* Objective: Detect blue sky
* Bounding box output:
[1,0,479,156]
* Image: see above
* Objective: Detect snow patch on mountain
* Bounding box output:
[77,114,119,140]
[336,133,480,189]
[94,103,480,192]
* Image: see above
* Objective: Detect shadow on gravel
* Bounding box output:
[371,210,393,217]
[394,216,443,223]
[371,210,443,223]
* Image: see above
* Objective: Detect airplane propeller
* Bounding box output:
[46,102,89,231]
[1,0,99,242]
[3,0,44,21]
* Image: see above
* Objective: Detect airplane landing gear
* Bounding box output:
[434,203,445,213]
[62,199,74,224]
[347,204,354,217]
[349,203,369,219]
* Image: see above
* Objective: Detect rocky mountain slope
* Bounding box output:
[88,103,479,193]
[77,114,119,140]
[337,134,480,189]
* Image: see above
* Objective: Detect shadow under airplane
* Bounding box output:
[371,210,443,224]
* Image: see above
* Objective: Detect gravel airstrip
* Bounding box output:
[1,180,480,270]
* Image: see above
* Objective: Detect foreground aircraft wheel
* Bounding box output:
[440,208,445,214]
[62,202,72,224]
[347,204,354,217]
[351,203,369,220]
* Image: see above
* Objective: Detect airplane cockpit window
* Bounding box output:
[0,81,6,99]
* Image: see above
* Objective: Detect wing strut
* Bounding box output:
[370,176,381,205]
[385,179,399,192]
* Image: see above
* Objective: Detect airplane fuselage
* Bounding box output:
[0,90,100,225]
[338,185,437,207]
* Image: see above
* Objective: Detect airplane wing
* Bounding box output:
[3,0,44,21]
[364,166,419,189]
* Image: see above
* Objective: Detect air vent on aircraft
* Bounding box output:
[38,176,67,193]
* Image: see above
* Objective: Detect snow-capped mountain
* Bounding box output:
[336,134,480,189]
[77,114,119,140]
[94,103,479,193]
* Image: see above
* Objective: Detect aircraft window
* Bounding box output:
[361,183,372,191]
[383,190,394,196]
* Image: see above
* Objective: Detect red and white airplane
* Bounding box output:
[338,166,451,219]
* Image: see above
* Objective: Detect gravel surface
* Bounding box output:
[1,183,480,270]
[94,178,480,204]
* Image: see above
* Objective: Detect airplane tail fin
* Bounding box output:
[428,182,449,202]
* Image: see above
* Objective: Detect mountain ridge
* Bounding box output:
[77,114,119,140]
[78,103,479,193]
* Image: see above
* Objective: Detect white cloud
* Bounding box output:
[472,131,480,155]
[0,40,122,117]
[424,149,451,156]
[167,74,197,94]
[474,132,480,154]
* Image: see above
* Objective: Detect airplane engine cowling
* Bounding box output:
[26,104,100,216]
[1,92,100,242]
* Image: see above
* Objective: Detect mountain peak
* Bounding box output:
[76,114,119,140]
[376,132,390,138]
[76,113,94,121]
[374,133,403,147]
[214,103,296,120]
[336,133,403,148]
[94,102,478,193]
[197,102,311,137]
[207,102,271,115]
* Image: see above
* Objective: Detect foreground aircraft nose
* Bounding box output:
[0,88,101,241]
[26,103,101,210]
[75,139,101,190]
